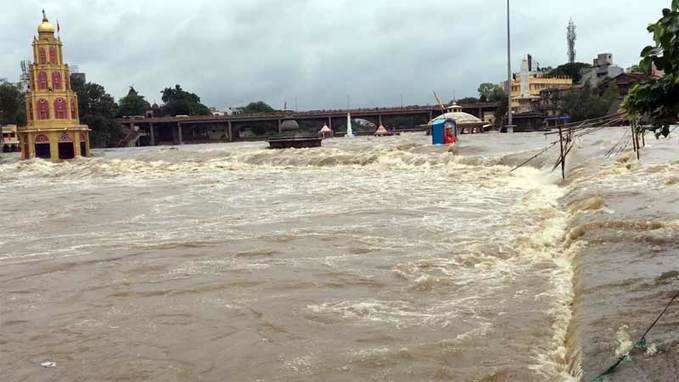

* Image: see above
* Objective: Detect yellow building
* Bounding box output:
[18,11,90,161]
[509,55,572,111]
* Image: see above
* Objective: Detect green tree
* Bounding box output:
[0,80,26,126]
[160,84,210,116]
[238,101,276,114]
[623,1,679,137]
[478,83,505,102]
[457,97,479,104]
[71,75,123,147]
[493,90,509,128]
[117,87,151,117]
[548,62,592,83]
[559,83,619,122]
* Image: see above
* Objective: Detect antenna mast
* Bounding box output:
[567,19,576,64]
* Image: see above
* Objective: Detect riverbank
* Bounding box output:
[556,130,679,381]
[459,128,679,380]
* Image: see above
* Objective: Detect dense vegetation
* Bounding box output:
[0,80,25,126]
[559,84,619,122]
[159,84,210,117]
[238,101,276,114]
[623,1,679,137]
[117,87,151,117]
[70,76,124,148]
[548,62,592,83]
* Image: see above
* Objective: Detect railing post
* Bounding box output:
[558,125,565,180]
[227,120,233,141]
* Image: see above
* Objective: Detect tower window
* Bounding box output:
[38,71,48,90]
[70,98,77,118]
[52,71,62,90]
[38,48,47,64]
[49,47,58,64]
[54,98,67,119]
[38,99,49,119]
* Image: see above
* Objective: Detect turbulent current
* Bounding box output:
[1,130,677,381]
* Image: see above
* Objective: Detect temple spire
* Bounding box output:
[42,9,47,22]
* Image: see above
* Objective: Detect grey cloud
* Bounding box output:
[0,0,668,109]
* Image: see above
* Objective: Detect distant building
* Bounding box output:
[507,54,573,112]
[209,107,225,116]
[1,125,20,152]
[580,53,624,86]
[69,64,86,83]
[598,72,646,98]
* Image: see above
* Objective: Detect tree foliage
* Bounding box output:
[457,97,479,104]
[623,1,679,137]
[0,80,26,126]
[548,62,592,83]
[478,83,505,103]
[71,75,123,147]
[160,84,210,116]
[559,83,619,122]
[238,101,276,114]
[117,87,151,117]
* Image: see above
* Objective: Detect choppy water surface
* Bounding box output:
[0,131,669,381]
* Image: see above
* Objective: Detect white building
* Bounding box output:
[580,53,624,86]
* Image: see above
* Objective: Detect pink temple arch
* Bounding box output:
[35,134,50,144]
[52,71,62,90]
[38,48,46,64]
[49,47,58,64]
[37,99,49,119]
[37,71,48,90]
[54,98,67,119]
[59,132,73,142]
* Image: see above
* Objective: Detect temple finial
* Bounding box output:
[42,9,48,22]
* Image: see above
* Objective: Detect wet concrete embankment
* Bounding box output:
[553,130,679,381]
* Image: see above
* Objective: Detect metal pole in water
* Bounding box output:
[506,0,513,133]
[558,125,565,180]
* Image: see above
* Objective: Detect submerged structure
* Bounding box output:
[429,103,485,133]
[18,11,90,161]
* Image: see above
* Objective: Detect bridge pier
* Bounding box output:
[228,120,233,141]
[149,123,155,146]
[177,123,183,145]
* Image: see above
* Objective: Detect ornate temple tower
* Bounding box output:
[18,11,90,161]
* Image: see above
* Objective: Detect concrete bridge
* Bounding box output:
[116,102,499,146]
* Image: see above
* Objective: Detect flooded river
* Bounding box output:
[0,130,676,381]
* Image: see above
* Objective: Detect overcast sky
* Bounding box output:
[0,0,669,110]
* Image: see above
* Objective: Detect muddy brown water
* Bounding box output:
[0,130,676,381]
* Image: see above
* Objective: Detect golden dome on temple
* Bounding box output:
[38,10,55,34]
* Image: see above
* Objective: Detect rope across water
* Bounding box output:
[592,292,679,382]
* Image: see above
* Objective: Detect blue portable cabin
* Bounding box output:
[431,119,446,145]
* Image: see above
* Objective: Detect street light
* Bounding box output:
[506,0,514,133]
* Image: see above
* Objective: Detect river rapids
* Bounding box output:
[0,129,677,381]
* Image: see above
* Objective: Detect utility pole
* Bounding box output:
[506,0,513,132]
